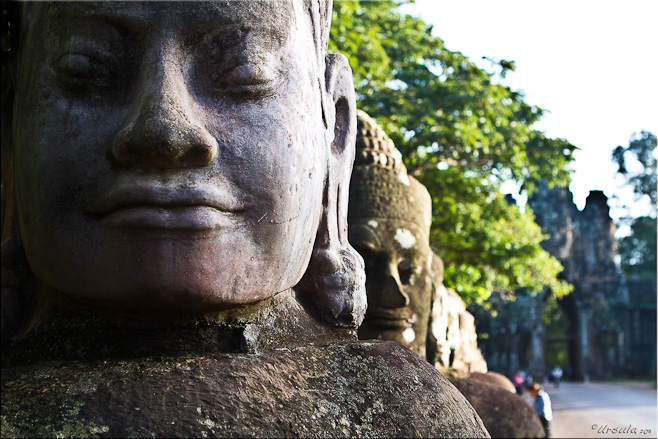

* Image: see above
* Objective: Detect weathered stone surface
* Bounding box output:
[349,111,434,357]
[349,111,487,376]
[449,377,545,439]
[1,290,355,367]
[475,187,644,380]
[471,291,546,379]
[1,2,490,437]
[429,282,488,374]
[469,371,516,393]
[2,341,488,438]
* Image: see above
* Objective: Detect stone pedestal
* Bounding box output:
[2,291,489,438]
[2,341,488,438]
[449,377,545,439]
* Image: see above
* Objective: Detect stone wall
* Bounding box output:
[473,186,651,380]
[472,291,546,379]
[625,279,657,378]
[530,187,631,380]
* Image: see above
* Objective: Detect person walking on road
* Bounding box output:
[513,371,525,395]
[528,383,553,438]
[551,365,563,388]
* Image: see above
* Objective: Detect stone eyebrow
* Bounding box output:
[51,5,292,49]
[51,5,147,31]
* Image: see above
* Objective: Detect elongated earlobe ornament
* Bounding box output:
[296,53,366,328]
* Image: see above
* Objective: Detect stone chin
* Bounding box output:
[3,0,360,327]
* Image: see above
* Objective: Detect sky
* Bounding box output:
[398,0,658,223]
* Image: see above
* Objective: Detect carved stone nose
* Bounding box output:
[112,85,218,169]
[379,262,410,308]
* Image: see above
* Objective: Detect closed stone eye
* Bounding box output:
[52,53,116,92]
[211,62,279,99]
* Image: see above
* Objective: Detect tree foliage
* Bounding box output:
[613,131,657,280]
[613,131,657,208]
[331,1,574,303]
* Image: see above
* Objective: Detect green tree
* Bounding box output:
[331,1,574,303]
[612,131,657,280]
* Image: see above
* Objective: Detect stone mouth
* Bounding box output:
[91,179,245,215]
[364,308,415,329]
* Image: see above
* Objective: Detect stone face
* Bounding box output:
[3,1,364,331]
[449,377,545,439]
[2,341,488,438]
[349,111,434,356]
[428,282,488,374]
[348,111,487,375]
[1,3,490,437]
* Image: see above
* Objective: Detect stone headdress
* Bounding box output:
[348,111,432,236]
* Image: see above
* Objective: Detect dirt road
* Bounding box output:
[546,381,657,438]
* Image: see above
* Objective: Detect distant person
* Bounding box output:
[513,371,525,395]
[528,383,553,438]
[551,365,563,388]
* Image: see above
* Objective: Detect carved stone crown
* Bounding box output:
[349,111,431,233]
[355,110,406,175]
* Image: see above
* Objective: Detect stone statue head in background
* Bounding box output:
[348,111,434,357]
[1,0,365,342]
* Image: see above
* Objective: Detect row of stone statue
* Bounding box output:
[1,2,541,437]
[350,110,545,438]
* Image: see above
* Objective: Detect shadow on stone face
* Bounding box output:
[469,371,516,393]
[449,377,545,439]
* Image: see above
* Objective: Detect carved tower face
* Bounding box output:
[349,111,433,356]
[10,2,337,314]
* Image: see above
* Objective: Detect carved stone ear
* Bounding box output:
[295,54,366,328]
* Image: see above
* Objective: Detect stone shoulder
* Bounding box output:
[2,340,489,438]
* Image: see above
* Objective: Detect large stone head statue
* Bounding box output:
[348,111,434,356]
[1,0,365,342]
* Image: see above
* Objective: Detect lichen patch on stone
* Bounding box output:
[394,228,416,249]
[367,220,378,228]
[398,172,411,186]
[402,328,416,343]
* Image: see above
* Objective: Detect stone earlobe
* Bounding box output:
[299,247,366,328]
[295,53,366,328]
